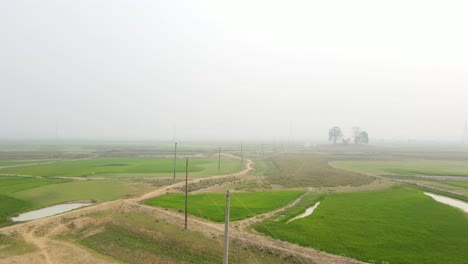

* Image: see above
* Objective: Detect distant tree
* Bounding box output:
[328,126,343,144]
[360,131,369,144]
[355,131,369,144]
[352,126,361,144]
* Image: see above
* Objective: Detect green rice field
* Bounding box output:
[254,186,468,264]
[14,180,153,206]
[0,157,242,178]
[0,176,66,226]
[333,160,468,177]
[0,176,153,226]
[442,181,468,188]
[144,190,305,222]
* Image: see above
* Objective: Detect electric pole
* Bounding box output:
[223,190,230,264]
[463,121,468,145]
[55,120,59,141]
[218,146,221,174]
[185,157,188,230]
[240,143,243,169]
[173,142,177,181]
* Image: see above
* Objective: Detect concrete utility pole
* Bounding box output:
[185,158,188,230]
[55,120,59,141]
[218,146,221,174]
[173,142,178,181]
[463,121,468,145]
[223,190,230,264]
[240,143,243,168]
[261,142,264,157]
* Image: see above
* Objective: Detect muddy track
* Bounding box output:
[1,155,364,264]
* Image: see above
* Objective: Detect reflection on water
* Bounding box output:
[11,203,92,221]
[424,192,468,213]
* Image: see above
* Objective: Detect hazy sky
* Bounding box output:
[1,0,467,142]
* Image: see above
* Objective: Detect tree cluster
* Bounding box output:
[328,126,369,145]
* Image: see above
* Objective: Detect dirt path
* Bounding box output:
[0,200,120,264]
[131,200,364,264]
[0,158,92,170]
[22,230,52,264]
[382,174,468,181]
[232,188,313,232]
[0,156,365,264]
[0,161,58,170]
[134,157,253,202]
[0,156,253,263]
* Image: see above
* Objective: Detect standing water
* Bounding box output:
[287,202,320,223]
[424,192,468,213]
[11,202,92,222]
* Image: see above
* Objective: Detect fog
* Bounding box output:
[1,1,467,142]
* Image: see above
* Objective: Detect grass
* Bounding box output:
[0,154,243,227]
[266,155,373,187]
[144,190,305,222]
[82,223,221,263]
[254,186,468,264]
[0,176,66,194]
[250,160,276,176]
[0,159,57,166]
[69,211,304,264]
[232,179,272,191]
[443,181,468,188]
[0,157,242,178]
[14,180,154,207]
[0,233,37,258]
[0,176,67,226]
[0,176,152,226]
[407,183,468,202]
[334,160,468,177]
[0,195,31,227]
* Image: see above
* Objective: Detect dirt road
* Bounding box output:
[1,156,364,264]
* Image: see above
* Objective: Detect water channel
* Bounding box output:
[287,201,321,223]
[424,192,468,213]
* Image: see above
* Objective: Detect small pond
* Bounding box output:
[11,202,92,222]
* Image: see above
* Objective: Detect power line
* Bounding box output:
[231,193,306,264]
[201,190,260,263]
